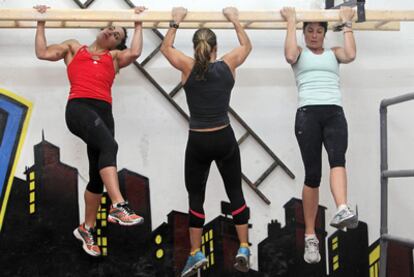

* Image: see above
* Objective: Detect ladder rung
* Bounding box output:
[237,132,250,145]
[255,162,278,188]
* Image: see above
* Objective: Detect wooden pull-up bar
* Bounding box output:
[0,9,413,31]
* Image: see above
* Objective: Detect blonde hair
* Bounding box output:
[192,28,217,81]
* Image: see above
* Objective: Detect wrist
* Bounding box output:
[287,19,297,25]
[169,20,179,29]
[342,20,352,28]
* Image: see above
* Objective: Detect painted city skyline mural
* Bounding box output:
[0,89,413,276]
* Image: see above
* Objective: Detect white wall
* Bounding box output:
[1,0,414,269]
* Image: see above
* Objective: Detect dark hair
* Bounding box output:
[192,28,217,81]
[303,22,328,35]
[116,27,128,51]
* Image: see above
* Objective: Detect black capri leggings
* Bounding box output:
[185,125,249,228]
[65,98,118,194]
[295,105,348,188]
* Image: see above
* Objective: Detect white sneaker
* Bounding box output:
[304,236,321,264]
[330,205,358,230]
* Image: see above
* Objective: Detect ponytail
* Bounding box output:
[192,28,217,81]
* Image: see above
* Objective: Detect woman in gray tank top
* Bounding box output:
[161,6,252,277]
[281,6,359,264]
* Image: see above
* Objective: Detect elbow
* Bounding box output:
[343,53,356,64]
[246,43,253,55]
[130,52,141,60]
[348,53,356,63]
[285,55,297,65]
[35,51,46,60]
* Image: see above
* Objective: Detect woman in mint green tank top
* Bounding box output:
[281,6,359,264]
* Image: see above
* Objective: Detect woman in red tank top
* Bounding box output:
[34,5,146,257]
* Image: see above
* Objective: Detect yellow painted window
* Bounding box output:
[29,203,35,214]
[369,245,380,265]
[29,192,35,203]
[156,249,164,259]
[29,181,35,191]
[155,235,162,245]
[333,262,339,271]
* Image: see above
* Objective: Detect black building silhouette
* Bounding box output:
[327,222,369,277]
[104,169,152,258]
[368,238,414,277]
[259,198,328,277]
[24,137,79,237]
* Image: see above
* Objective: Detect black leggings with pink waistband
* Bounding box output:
[185,125,249,228]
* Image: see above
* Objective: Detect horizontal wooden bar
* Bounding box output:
[0,8,413,23]
[0,20,401,31]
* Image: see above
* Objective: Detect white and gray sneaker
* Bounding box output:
[330,205,358,230]
[304,236,321,264]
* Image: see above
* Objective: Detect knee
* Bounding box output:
[304,175,321,188]
[188,193,205,228]
[99,139,118,169]
[86,182,104,194]
[189,209,205,228]
[328,154,346,168]
[232,203,249,225]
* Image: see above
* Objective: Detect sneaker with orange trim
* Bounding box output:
[108,201,144,226]
[73,224,101,257]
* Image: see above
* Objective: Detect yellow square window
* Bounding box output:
[29,171,35,181]
[29,203,35,214]
[29,192,35,203]
[29,181,35,191]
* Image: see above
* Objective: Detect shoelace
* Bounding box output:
[118,202,135,216]
[306,238,319,251]
[83,227,95,245]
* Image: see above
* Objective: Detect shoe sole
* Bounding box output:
[73,229,101,257]
[107,215,144,226]
[330,215,359,229]
[181,259,208,277]
[234,255,250,272]
[304,253,321,264]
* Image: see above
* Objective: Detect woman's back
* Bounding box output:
[183,61,235,129]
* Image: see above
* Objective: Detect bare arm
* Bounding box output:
[34,5,77,62]
[281,7,301,64]
[333,7,356,64]
[221,7,252,74]
[115,6,146,69]
[160,7,194,79]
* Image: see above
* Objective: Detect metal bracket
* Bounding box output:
[325,0,366,23]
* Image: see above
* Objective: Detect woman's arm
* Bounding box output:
[160,7,194,78]
[34,5,79,62]
[115,6,146,69]
[281,7,301,65]
[332,7,356,64]
[221,7,252,75]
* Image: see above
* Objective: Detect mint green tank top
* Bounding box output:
[292,47,341,108]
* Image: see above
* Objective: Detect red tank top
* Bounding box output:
[67,45,116,104]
